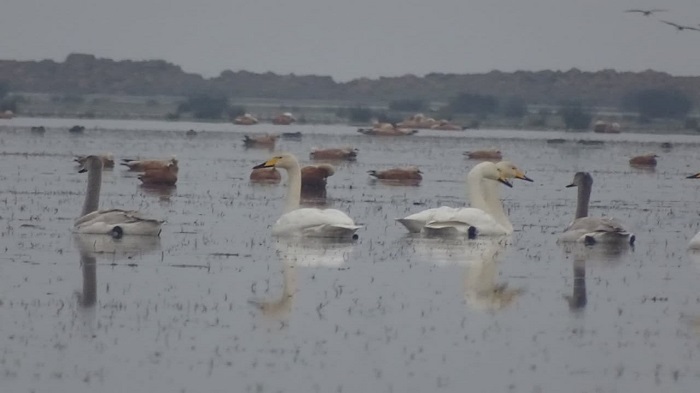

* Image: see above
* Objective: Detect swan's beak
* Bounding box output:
[78,167,87,173]
[253,157,279,169]
[498,177,513,188]
[687,172,700,179]
[514,170,533,182]
[566,182,577,188]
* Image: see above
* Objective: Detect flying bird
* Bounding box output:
[660,20,700,32]
[624,9,667,16]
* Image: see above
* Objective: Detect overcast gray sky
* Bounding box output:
[1,0,699,81]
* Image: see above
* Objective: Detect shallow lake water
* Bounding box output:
[1,118,700,393]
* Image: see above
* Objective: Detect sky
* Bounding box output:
[1,0,699,82]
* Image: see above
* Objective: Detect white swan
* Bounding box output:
[560,172,635,244]
[396,161,533,237]
[686,172,700,249]
[253,153,361,239]
[74,156,163,238]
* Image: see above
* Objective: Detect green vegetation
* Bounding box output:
[0,80,16,113]
[336,106,374,123]
[558,101,592,130]
[388,98,426,112]
[51,94,85,104]
[0,96,19,113]
[0,81,8,100]
[335,106,400,124]
[526,109,550,128]
[445,93,498,116]
[177,94,228,119]
[501,97,527,118]
[622,88,692,120]
[226,105,246,120]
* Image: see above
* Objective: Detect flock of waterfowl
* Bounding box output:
[74,136,694,250]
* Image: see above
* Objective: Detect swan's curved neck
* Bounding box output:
[81,163,102,216]
[467,165,512,232]
[575,182,591,219]
[481,179,513,232]
[467,166,489,211]
[282,160,302,213]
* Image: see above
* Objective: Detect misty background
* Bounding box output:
[1,0,699,81]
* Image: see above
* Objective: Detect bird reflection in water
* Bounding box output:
[300,187,328,208]
[139,184,176,198]
[410,236,523,311]
[565,254,587,311]
[72,234,162,310]
[560,242,631,312]
[249,238,355,319]
[77,245,97,308]
[462,237,523,311]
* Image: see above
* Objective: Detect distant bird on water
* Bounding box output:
[660,20,700,32]
[629,153,658,167]
[624,9,667,17]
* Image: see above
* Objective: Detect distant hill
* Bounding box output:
[1,53,699,108]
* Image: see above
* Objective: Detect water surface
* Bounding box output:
[1,119,699,393]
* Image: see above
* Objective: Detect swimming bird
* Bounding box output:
[463,149,503,161]
[629,153,658,167]
[625,9,667,16]
[396,161,533,237]
[249,167,282,183]
[74,156,163,238]
[368,166,423,181]
[560,172,635,245]
[301,163,335,190]
[253,153,361,239]
[660,20,700,32]
[121,156,178,172]
[357,127,418,136]
[233,113,258,125]
[138,162,178,186]
[243,134,279,148]
[75,153,115,168]
[272,112,296,125]
[309,147,358,160]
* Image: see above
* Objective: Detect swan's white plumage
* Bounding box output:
[255,153,360,239]
[400,206,510,236]
[272,207,360,238]
[689,231,700,249]
[397,161,531,236]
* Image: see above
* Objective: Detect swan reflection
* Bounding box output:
[412,236,523,311]
[73,234,162,310]
[250,238,355,319]
[76,244,97,309]
[559,242,631,312]
[73,233,162,255]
